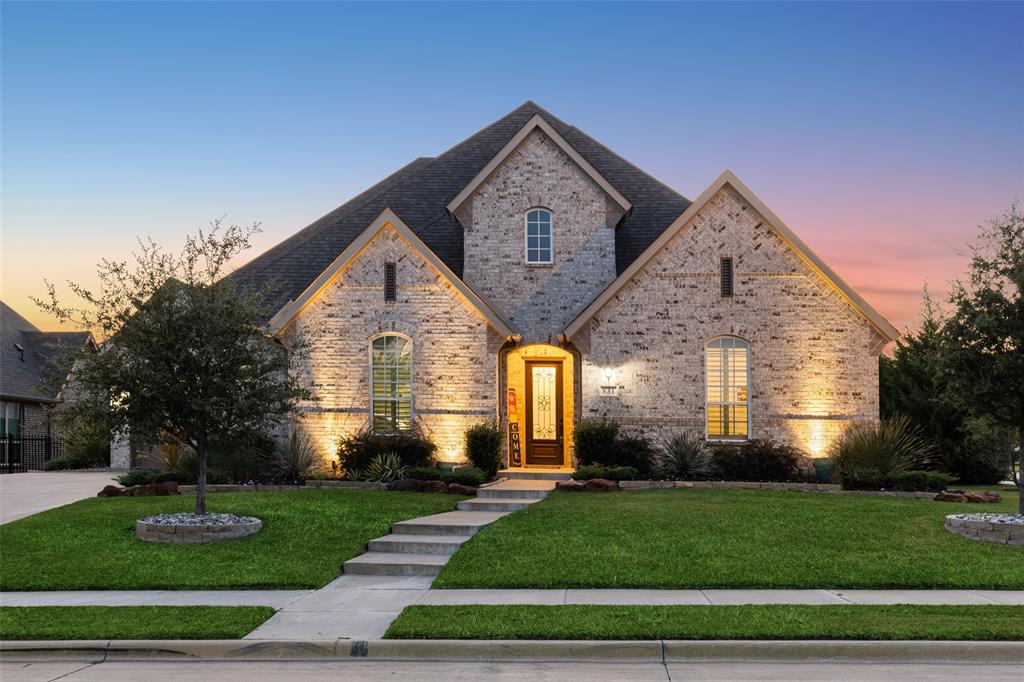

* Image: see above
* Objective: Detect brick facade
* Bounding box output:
[458,129,624,344]
[575,185,885,454]
[288,224,503,466]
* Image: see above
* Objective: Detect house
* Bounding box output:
[1,301,92,468]
[231,102,898,469]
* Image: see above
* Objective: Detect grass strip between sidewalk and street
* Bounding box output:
[385,604,1024,641]
[0,606,275,640]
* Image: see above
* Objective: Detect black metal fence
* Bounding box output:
[0,434,65,473]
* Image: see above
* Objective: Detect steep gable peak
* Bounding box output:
[446,112,633,216]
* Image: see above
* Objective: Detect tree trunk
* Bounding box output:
[195,443,207,516]
[1018,426,1023,516]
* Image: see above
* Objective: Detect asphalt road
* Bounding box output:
[3,660,1023,681]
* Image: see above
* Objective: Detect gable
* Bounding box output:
[564,170,899,344]
[268,209,514,338]
[447,114,631,217]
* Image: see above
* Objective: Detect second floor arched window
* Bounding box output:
[525,209,553,264]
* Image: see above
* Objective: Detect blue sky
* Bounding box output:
[2,1,1022,329]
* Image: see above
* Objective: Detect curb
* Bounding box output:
[2,639,1023,663]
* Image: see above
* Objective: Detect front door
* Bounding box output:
[524,361,563,466]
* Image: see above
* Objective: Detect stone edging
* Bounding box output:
[944,515,1024,546]
[617,480,939,499]
[2,639,1022,664]
[135,517,262,544]
[177,481,387,493]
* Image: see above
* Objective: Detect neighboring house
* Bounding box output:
[232,102,898,469]
[1,301,92,466]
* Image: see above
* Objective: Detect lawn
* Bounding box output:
[385,604,1024,640]
[0,606,274,640]
[0,490,465,591]
[435,488,1022,589]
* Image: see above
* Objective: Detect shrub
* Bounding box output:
[573,419,620,467]
[337,427,437,474]
[43,450,93,471]
[887,470,955,492]
[274,427,322,483]
[830,415,938,490]
[658,432,712,480]
[115,468,179,487]
[574,419,655,476]
[443,466,486,487]
[361,453,409,483]
[170,450,230,485]
[404,466,444,481]
[63,422,111,468]
[210,431,277,483]
[711,440,803,482]
[571,465,638,482]
[465,422,502,479]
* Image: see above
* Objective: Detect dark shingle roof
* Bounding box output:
[230,101,692,320]
[1,301,91,402]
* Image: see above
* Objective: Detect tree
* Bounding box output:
[37,222,309,515]
[943,203,1024,513]
[880,287,1009,484]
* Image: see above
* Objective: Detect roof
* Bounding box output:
[229,101,691,321]
[563,170,901,343]
[268,209,515,338]
[1,301,92,403]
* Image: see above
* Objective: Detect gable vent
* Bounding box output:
[384,262,397,302]
[720,257,734,298]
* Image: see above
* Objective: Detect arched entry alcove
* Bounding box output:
[502,344,576,469]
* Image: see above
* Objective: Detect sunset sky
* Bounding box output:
[2,1,1022,334]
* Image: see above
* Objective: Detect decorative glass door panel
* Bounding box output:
[531,366,557,440]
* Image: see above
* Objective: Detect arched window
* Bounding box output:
[371,334,412,433]
[525,209,553,264]
[705,336,750,440]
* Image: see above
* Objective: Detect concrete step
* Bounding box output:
[342,552,449,576]
[499,469,573,481]
[477,487,551,500]
[457,497,541,512]
[367,533,470,555]
[392,510,510,536]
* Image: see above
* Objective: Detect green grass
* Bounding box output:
[435,488,1022,589]
[0,606,275,640]
[0,490,465,591]
[385,604,1024,640]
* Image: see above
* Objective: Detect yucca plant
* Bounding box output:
[658,432,712,480]
[829,415,938,490]
[275,427,322,483]
[362,452,409,483]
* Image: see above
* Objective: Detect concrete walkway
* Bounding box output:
[4,588,1023,610]
[0,471,117,524]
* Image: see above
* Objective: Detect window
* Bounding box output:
[705,337,750,440]
[720,257,734,297]
[0,401,22,437]
[384,262,396,302]
[371,334,412,433]
[525,209,553,264]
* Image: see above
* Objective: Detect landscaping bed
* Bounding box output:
[0,489,466,590]
[0,606,274,640]
[385,604,1024,641]
[435,488,1022,589]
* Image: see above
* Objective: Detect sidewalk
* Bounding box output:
[5,585,1023,641]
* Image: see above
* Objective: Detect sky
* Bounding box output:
[2,1,1022,333]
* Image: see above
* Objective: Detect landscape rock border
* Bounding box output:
[944,514,1024,546]
[135,513,262,544]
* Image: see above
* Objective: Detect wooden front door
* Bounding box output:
[524,361,563,466]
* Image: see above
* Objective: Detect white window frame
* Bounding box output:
[704,336,751,441]
[524,208,554,265]
[369,332,413,434]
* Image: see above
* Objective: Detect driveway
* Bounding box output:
[0,471,116,524]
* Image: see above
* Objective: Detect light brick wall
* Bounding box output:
[576,185,884,455]
[458,129,624,344]
[287,224,503,467]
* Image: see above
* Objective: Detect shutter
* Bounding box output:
[384,262,396,302]
[720,257,734,297]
